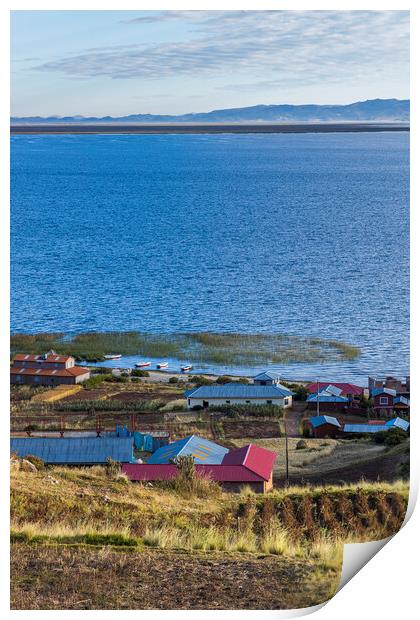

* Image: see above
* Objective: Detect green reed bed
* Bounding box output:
[11,331,361,365]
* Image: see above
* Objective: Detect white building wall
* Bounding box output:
[187,396,292,409]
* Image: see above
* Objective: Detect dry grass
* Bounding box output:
[232,437,388,477]
[11,543,338,610]
[10,465,408,610]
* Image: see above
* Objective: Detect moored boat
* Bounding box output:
[135,361,151,368]
[181,365,192,372]
[104,354,122,360]
[157,362,169,369]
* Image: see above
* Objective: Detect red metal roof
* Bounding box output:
[306,382,364,396]
[13,353,74,363]
[122,463,265,483]
[221,444,277,481]
[10,366,89,377]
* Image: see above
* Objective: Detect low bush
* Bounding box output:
[191,375,213,386]
[25,455,45,470]
[164,455,221,498]
[131,369,150,378]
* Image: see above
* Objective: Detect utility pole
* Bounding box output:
[281,419,289,484]
[317,377,320,416]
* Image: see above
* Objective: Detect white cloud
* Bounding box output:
[34,10,409,89]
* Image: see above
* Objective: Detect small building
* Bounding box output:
[123,444,277,493]
[368,376,410,397]
[185,384,293,409]
[10,436,134,465]
[371,388,397,414]
[342,416,409,435]
[253,370,284,386]
[393,396,410,414]
[385,417,410,431]
[10,350,90,386]
[306,382,364,400]
[148,435,229,464]
[308,415,341,438]
[306,385,349,412]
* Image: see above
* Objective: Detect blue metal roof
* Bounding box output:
[385,417,410,431]
[10,437,134,464]
[186,384,293,399]
[307,393,348,403]
[394,396,410,406]
[253,370,283,381]
[310,415,341,428]
[371,387,397,397]
[148,435,229,464]
[343,424,388,433]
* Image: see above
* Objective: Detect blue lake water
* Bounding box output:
[10,132,409,384]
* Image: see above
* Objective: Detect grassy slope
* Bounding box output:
[10,466,408,610]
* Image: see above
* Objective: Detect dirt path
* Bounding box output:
[11,544,337,610]
[284,404,305,437]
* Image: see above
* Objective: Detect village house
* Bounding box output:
[342,417,409,435]
[148,435,229,464]
[123,443,277,493]
[10,436,134,465]
[253,370,284,385]
[368,375,410,397]
[306,415,342,438]
[371,388,410,416]
[306,385,349,412]
[184,383,294,409]
[10,350,90,386]
[306,382,364,401]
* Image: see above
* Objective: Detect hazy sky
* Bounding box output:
[11,10,410,117]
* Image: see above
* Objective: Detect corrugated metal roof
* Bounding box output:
[307,382,364,396]
[10,366,89,377]
[393,396,410,406]
[310,415,341,428]
[186,384,293,399]
[343,424,388,433]
[122,463,265,483]
[10,437,134,464]
[307,392,348,403]
[385,417,410,431]
[371,388,397,397]
[148,435,229,464]
[222,444,277,481]
[253,370,283,381]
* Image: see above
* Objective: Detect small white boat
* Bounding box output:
[157,362,169,369]
[135,361,151,368]
[104,354,122,360]
[181,365,192,372]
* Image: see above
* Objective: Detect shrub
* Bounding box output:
[105,375,129,384]
[191,375,213,386]
[165,455,221,498]
[216,375,232,384]
[384,427,407,446]
[168,376,179,384]
[372,428,407,445]
[284,383,308,401]
[132,369,150,378]
[84,374,113,389]
[296,440,308,450]
[105,457,121,477]
[24,455,45,470]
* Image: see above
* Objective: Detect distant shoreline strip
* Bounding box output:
[10,123,410,135]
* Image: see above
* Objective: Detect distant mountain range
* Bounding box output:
[11,99,409,124]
